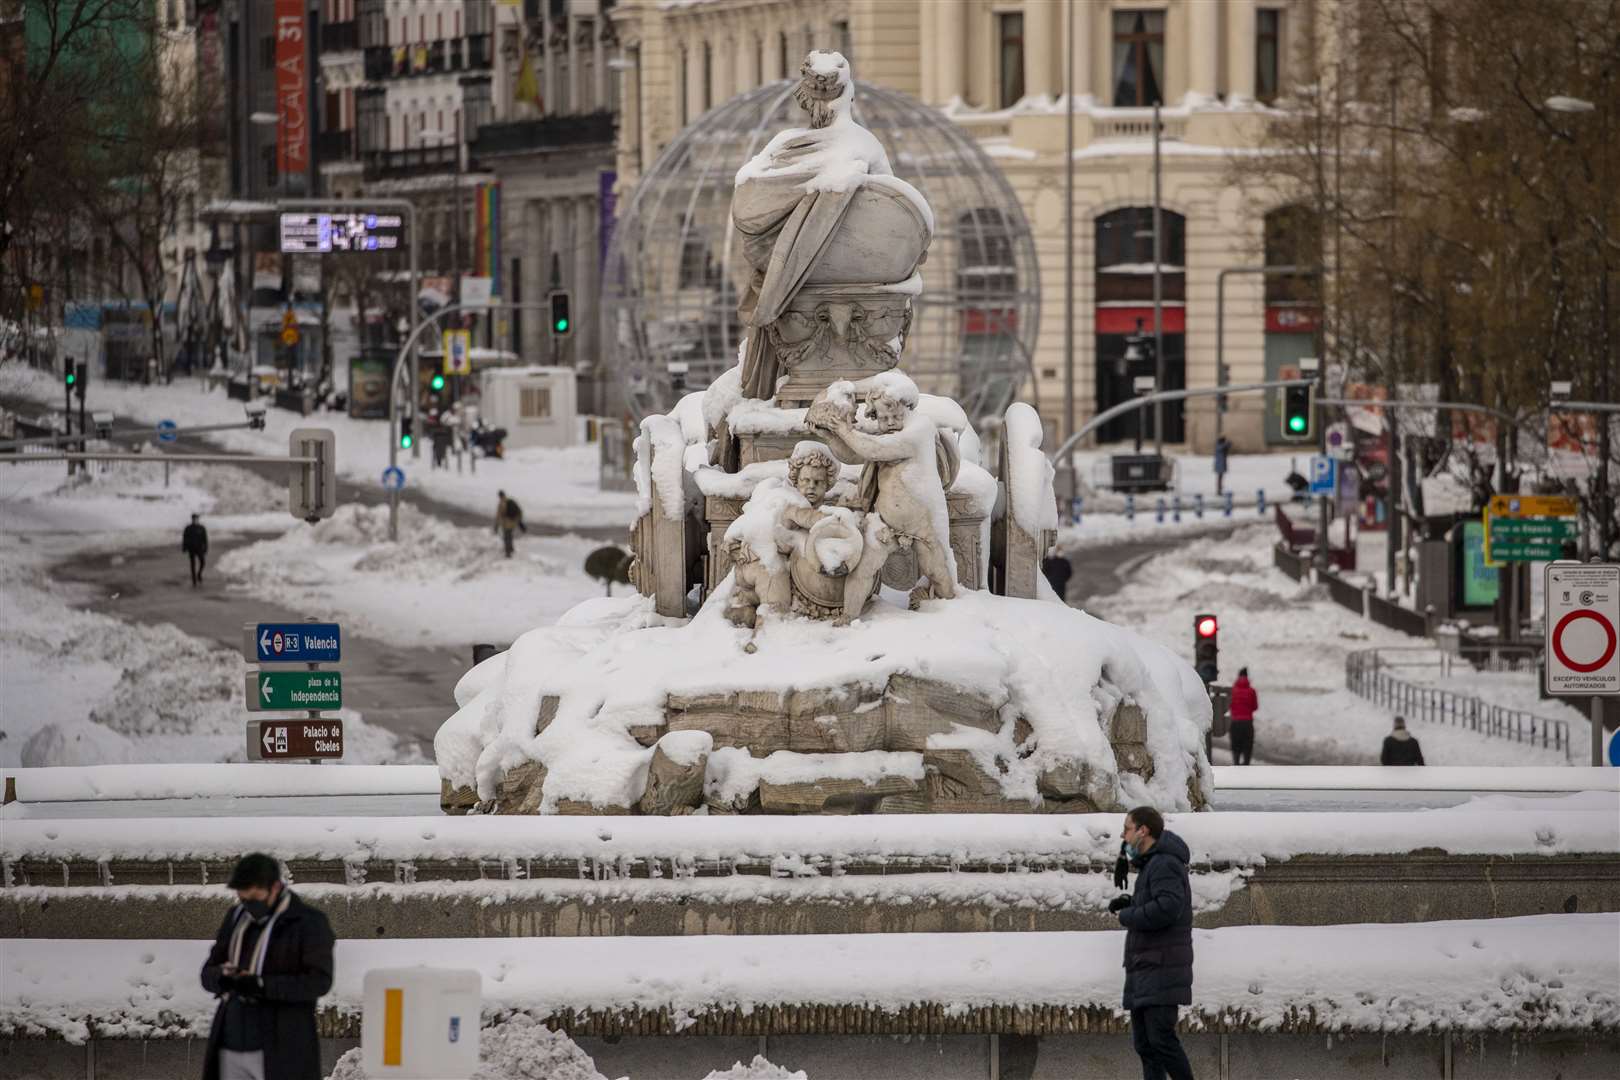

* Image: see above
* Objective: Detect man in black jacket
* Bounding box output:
[200,853,335,1080]
[182,513,209,587]
[1108,806,1196,1080]
[1380,715,1426,765]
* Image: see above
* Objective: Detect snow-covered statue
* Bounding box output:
[731,50,933,405]
[808,372,959,619]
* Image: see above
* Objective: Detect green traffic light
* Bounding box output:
[400,434,413,449]
[1287,415,1306,433]
[431,374,445,391]
[554,318,569,333]
[64,372,76,385]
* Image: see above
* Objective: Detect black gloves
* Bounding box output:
[1113,843,1130,891]
[218,973,264,997]
[1107,894,1132,914]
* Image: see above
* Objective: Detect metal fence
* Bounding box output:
[1345,648,1572,759]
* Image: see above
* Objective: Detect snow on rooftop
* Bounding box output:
[5,915,1615,1042]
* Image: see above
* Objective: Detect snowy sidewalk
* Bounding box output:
[4,915,1615,1041]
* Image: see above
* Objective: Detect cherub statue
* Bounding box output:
[809,372,960,621]
[780,441,839,532]
[723,533,790,632]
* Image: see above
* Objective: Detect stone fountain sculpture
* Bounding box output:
[435,53,1214,820]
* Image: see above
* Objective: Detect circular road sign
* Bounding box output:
[1551,609,1617,675]
[381,466,406,491]
[156,419,178,443]
[281,326,300,347]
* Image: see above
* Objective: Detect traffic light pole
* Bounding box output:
[1048,378,1315,465]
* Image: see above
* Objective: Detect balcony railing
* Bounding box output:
[363,144,459,181]
[362,34,493,81]
[471,111,617,158]
[319,20,359,52]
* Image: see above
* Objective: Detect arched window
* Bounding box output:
[1263,205,1321,304]
[1093,207,1188,443]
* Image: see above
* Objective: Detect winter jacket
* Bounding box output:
[1118,829,1195,1009]
[200,891,335,1080]
[494,497,523,532]
[182,523,209,555]
[1381,732,1425,766]
[1228,676,1257,722]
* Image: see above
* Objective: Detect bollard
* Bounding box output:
[1194,493,1205,519]
[1172,495,1182,523]
[1257,489,1267,515]
[471,643,499,668]
[1155,497,1166,523]
[1224,490,1234,517]
[1125,494,1135,521]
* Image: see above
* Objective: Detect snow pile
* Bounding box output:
[706,747,926,805]
[703,1058,807,1080]
[1003,403,1058,536]
[326,1014,614,1080]
[639,414,689,521]
[216,504,606,650]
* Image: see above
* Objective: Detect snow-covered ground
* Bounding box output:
[1089,522,1581,766]
[217,504,618,649]
[1,361,639,530]
[0,460,421,768]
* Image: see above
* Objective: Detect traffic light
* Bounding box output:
[1280,384,1314,441]
[549,290,572,336]
[400,415,414,450]
[63,365,77,391]
[430,373,446,392]
[1193,613,1219,685]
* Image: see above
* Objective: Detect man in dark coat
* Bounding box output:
[1227,667,1258,766]
[1380,715,1426,766]
[200,853,335,1080]
[182,513,209,587]
[1041,553,1073,601]
[1108,805,1196,1080]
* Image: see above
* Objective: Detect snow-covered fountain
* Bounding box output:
[435,53,1212,817]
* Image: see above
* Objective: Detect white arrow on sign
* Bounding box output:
[259,628,271,653]
[262,726,276,755]
[260,679,273,703]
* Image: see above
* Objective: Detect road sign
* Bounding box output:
[246,670,343,711]
[156,419,178,443]
[1490,494,1579,519]
[442,329,471,375]
[281,326,300,347]
[1325,422,1353,461]
[1545,563,1619,695]
[1308,456,1336,495]
[278,211,402,254]
[459,275,493,311]
[243,622,341,664]
[382,465,405,491]
[1486,515,1578,562]
[289,428,337,521]
[247,719,344,760]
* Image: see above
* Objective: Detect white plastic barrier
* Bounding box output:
[362,967,481,1078]
[1,763,440,803]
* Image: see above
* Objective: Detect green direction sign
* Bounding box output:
[245,670,342,712]
[1488,517,1578,562]
[1490,542,1567,561]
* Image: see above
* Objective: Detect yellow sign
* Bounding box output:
[441,329,472,375]
[280,326,300,347]
[1488,495,1578,519]
[26,284,43,311]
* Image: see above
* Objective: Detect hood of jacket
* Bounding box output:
[1131,829,1190,868]
[1232,675,1251,689]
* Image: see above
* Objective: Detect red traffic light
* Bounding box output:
[1195,615,1218,638]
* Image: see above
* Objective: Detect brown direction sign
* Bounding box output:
[247,719,344,761]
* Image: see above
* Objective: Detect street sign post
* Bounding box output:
[1544,562,1619,767]
[288,428,337,522]
[246,719,344,760]
[245,670,343,711]
[156,419,178,443]
[243,622,342,664]
[1485,495,1579,563]
[1490,495,1579,519]
[382,465,405,491]
[442,329,471,375]
[1308,456,1336,496]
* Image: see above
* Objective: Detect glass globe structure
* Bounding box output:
[602,80,1040,423]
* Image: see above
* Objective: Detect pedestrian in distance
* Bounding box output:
[1381,715,1426,766]
[494,489,526,558]
[1107,806,1196,1080]
[182,513,209,587]
[199,853,335,1080]
[1042,552,1073,601]
[1227,666,1258,766]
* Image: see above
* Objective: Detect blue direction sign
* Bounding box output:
[1308,455,1337,496]
[382,466,405,491]
[156,419,178,443]
[247,622,341,664]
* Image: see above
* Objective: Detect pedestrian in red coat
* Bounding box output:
[1228,667,1258,765]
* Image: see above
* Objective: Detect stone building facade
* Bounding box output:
[610,0,1336,451]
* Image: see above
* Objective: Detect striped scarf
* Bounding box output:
[225,888,292,993]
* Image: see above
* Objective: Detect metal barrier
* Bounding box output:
[1345,648,1572,759]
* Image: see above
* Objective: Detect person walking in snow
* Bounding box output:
[199,853,335,1080]
[1380,715,1426,766]
[182,513,209,587]
[494,490,525,558]
[1042,553,1073,601]
[1108,806,1196,1080]
[1227,667,1258,766]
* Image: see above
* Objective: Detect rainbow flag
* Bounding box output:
[474,182,501,296]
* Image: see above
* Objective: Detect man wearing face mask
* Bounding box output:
[199,853,335,1080]
[1107,806,1196,1080]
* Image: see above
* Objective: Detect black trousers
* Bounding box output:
[188,551,206,585]
[1229,721,1254,765]
[1131,1004,1195,1080]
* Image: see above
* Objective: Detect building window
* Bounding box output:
[1111,10,1164,107]
[997,12,1025,108]
[520,386,552,421]
[778,31,788,79]
[833,19,851,61]
[1256,9,1281,104]
[678,47,688,126]
[260,34,276,70]
[703,41,712,111]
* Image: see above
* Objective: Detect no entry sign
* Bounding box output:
[1545,563,1620,695]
